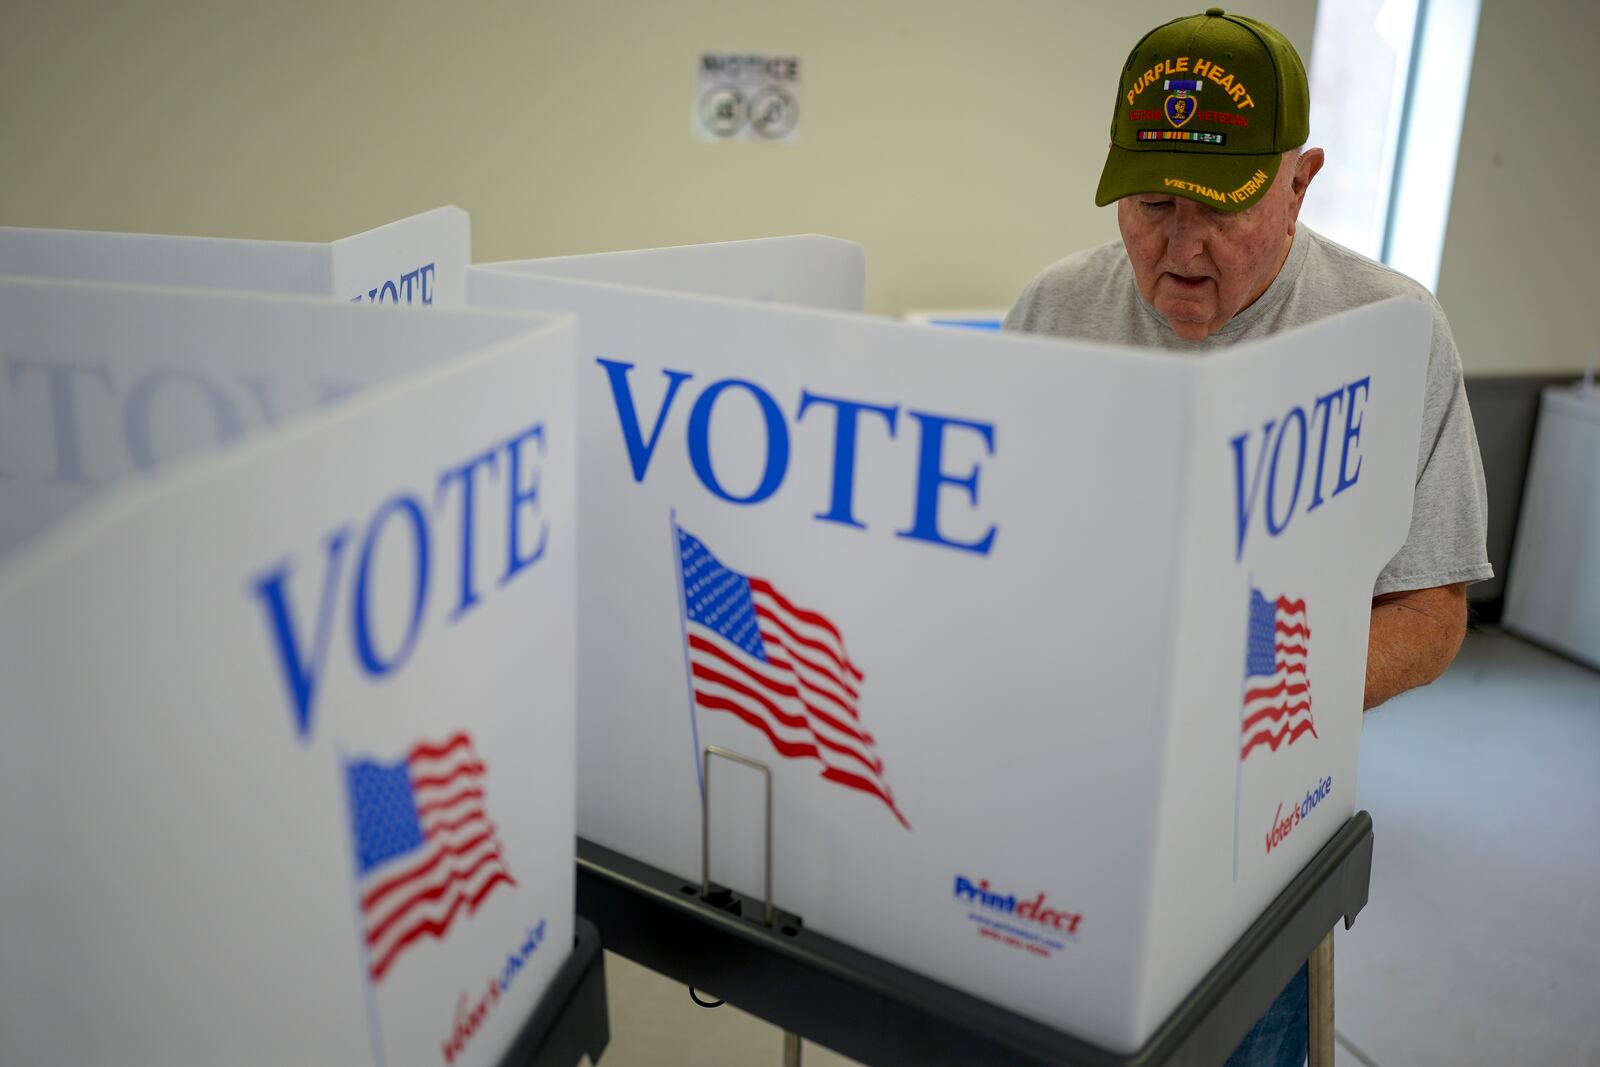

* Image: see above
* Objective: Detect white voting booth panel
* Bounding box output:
[469,256,1430,1051]
[481,234,866,310]
[0,205,470,306]
[0,279,576,1067]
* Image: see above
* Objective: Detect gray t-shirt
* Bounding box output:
[1004,226,1492,595]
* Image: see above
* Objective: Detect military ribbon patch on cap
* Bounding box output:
[1138,130,1226,144]
[1163,80,1204,92]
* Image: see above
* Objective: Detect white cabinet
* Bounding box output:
[1505,387,1600,669]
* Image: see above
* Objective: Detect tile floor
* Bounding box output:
[588,628,1600,1066]
[1332,627,1600,1067]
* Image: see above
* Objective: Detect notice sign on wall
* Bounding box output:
[695,53,799,142]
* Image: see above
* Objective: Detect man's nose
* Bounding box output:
[1166,202,1209,263]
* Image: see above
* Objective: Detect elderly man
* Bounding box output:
[1005,8,1491,1065]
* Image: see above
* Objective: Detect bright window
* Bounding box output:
[1301,0,1482,291]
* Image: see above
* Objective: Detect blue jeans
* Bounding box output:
[1224,964,1309,1067]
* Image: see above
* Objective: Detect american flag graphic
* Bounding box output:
[345,732,516,983]
[1240,589,1316,761]
[676,526,909,829]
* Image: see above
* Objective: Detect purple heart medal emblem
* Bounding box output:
[1163,80,1203,128]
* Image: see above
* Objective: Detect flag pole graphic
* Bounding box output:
[1232,578,1252,882]
[670,509,705,795]
[335,744,389,1067]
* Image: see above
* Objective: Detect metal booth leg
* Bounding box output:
[1307,930,1335,1067]
[700,747,802,1065]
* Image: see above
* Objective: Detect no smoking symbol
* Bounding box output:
[749,88,795,139]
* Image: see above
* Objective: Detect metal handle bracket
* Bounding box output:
[700,745,775,928]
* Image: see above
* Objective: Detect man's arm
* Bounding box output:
[1364,582,1468,710]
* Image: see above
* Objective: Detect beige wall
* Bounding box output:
[1435,0,1596,375]
[0,0,1314,317]
[8,0,1582,374]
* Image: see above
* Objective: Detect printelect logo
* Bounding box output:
[954,876,1083,935]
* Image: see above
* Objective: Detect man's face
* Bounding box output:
[1116,149,1323,341]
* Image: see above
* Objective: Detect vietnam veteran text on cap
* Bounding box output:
[1095,8,1310,212]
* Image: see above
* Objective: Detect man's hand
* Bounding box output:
[1364,583,1468,710]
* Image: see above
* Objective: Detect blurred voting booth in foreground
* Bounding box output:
[902,307,1008,331]
[0,278,577,1067]
[470,240,1431,1052]
[0,206,470,306]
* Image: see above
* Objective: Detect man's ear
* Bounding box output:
[1287,148,1325,233]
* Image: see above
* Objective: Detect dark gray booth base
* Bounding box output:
[576,813,1373,1066]
[499,916,610,1067]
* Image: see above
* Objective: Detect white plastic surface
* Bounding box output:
[0,206,470,306]
[468,246,1431,1051]
[480,234,866,311]
[0,279,576,1067]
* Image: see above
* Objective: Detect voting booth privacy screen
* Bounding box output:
[0,206,470,306]
[471,244,1430,1051]
[0,279,576,1067]
[479,234,867,311]
[0,220,1434,1059]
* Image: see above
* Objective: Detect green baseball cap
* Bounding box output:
[1095,8,1309,212]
